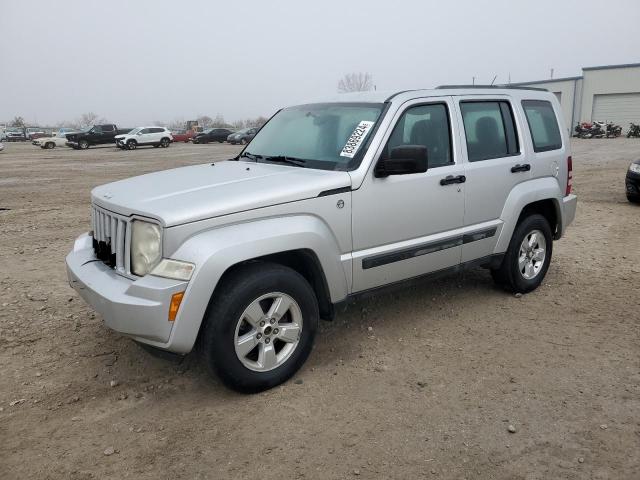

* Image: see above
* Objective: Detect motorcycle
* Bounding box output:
[627,122,640,138]
[578,121,605,139]
[605,122,622,138]
[574,122,592,138]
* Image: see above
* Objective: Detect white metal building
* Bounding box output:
[512,63,640,130]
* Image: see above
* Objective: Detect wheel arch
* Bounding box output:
[162,216,348,354]
[494,178,563,254]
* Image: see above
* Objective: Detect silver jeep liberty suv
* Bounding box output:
[67,86,577,392]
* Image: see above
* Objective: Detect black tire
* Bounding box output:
[126,140,137,150]
[45,142,55,149]
[78,139,89,150]
[160,137,170,148]
[491,214,553,293]
[201,262,319,393]
[627,194,640,204]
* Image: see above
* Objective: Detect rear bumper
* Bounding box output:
[66,233,188,348]
[561,194,577,235]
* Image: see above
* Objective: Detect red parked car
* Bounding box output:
[170,129,195,143]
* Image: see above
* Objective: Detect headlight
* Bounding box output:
[629,163,640,174]
[130,220,161,276]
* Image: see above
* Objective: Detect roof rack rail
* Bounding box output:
[436,85,548,92]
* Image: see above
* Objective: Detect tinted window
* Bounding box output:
[460,101,519,162]
[522,100,562,152]
[139,128,150,134]
[150,127,163,133]
[384,103,452,167]
[92,126,103,134]
[102,125,115,132]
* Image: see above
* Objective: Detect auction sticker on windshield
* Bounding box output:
[340,121,375,158]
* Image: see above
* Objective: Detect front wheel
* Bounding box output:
[45,142,55,149]
[79,140,89,150]
[491,214,553,293]
[201,263,319,393]
[126,140,137,150]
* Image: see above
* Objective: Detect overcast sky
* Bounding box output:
[1,0,638,126]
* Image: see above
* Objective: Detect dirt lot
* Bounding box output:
[0,140,638,479]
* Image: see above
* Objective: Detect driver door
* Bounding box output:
[351,97,466,292]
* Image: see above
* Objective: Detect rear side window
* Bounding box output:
[460,101,519,162]
[521,100,562,152]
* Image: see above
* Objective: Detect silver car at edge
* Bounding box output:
[66,87,577,392]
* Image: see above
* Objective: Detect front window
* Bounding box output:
[244,102,385,170]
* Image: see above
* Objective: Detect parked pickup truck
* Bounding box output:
[66,87,577,393]
[66,124,132,150]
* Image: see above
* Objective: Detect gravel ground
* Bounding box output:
[0,140,639,479]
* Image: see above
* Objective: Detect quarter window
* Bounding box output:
[384,103,452,168]
[460,101,519,162]
[522,100,562,152]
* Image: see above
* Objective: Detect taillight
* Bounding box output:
[565,156,573,196]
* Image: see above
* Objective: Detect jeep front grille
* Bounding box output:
[91,205,129,274]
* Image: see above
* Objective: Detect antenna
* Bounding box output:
[550,68,554,79]
[490,75,497,86]
[472,76,475,85]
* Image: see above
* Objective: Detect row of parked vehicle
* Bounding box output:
[573,121,640,138]
[22,124,261,150]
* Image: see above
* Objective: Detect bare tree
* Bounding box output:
[337,72,373,93]
[11,116,25,127]
[212,114,227,127]
[197,115,214,128]
[167,118,185,130]
[76,112,107,127]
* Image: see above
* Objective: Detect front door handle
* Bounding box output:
[511,163,531,173]
[440,175,466,186]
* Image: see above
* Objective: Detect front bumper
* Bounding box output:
[626,171,640,199]
[561,194,577,235]
[66,141,78,148]
[66,233,188,347]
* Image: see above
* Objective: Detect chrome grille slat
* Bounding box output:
[91,204,130,276]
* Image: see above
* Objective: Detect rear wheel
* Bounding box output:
[201,263,318,393]
[160,137,170,148]
[126,140,137,150]
[491,214,552,293]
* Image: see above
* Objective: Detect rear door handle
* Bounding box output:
[511,163,531,173]
[440,175,466,186]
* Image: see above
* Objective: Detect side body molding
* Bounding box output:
[164,215,348,353]
[494,177,563,254]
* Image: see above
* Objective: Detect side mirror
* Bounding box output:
[375,145,428,178]
[137,132,143,135]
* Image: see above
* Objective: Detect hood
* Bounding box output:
[114,134,126,139]
[92,160,352,226]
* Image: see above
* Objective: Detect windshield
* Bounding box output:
[244,102,385,171]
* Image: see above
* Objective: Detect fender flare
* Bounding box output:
[494,177,563,254]
[164,215,348,353]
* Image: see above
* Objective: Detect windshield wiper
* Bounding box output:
[239,152,261,162]
[262,155,307,167]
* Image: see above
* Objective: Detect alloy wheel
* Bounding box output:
[233,292,303,372]
[518,229,546,280]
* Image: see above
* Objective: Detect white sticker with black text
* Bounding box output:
[340,120,375,158]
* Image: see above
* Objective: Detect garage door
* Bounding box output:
[592,93,640,126]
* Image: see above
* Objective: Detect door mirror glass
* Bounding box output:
[375,145,428,177]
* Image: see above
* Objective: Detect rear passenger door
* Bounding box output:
[101,124,115,144]
[455,97,531,261]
